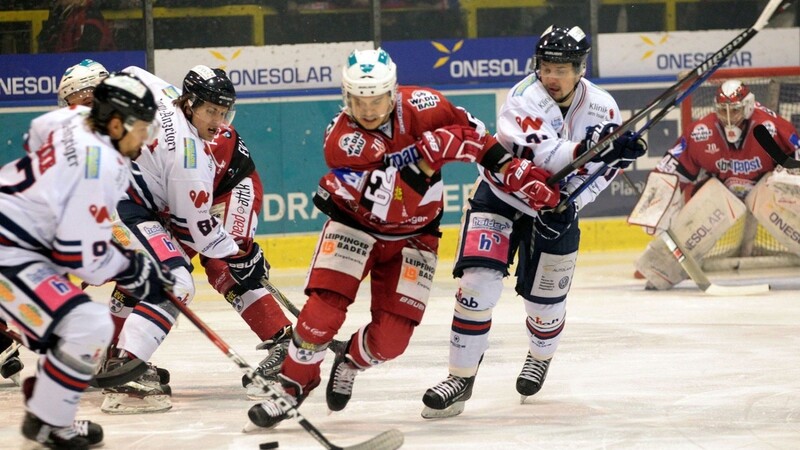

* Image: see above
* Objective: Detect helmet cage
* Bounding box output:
[715,80,755,143]
[57,59,109,107]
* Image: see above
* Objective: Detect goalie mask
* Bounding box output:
[341,48,397,126]
[57,59,109,107]
[715,79,755,144]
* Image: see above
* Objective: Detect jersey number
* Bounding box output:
[0,157,35,194]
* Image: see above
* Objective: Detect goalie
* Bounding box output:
[630,79,800,290]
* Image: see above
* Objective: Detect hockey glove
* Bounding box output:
[415,125,486,172]
[533,195,578,240]
[502,159,559,210]
[578,121,648,170]
[114,250,175,304]
[222,242,269,290]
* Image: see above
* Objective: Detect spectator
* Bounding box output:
[38,0,115,53]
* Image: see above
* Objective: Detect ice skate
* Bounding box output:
[516,352,551,403]
[245,375,306,431]
[242,325,291,399]
[326,349,361,412]
[21,411,103,449]
[421,374,475,419]
[101,362,172,414]
[1,342,23,386]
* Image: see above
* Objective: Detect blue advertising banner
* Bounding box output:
[383,36,594,86]
[0,51,146,105]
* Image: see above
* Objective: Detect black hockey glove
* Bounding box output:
[533,195,578,240]
[578,121,647,170]
[222,242,269,291]
[114,250,175,304]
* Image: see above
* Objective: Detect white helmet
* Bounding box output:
[341,48,397,99]
[57,59,109,107]
[715,79,755,144]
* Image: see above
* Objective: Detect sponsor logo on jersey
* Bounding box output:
[184,138,197,168]
[716,156,763,175]
[142,223,165,237]
[339,131,367,157]
[705,142,720,154]
[0,280,14,302]
[470,215,511,233]
[408,90,440,111]
[690,124,712,142]
[516,116,543,132]
[161,85,180,99]
[89,205,111,223]
[190,189,210,207]
[385,144,420,168]
[85,146,101,178]
[18,304,44,327]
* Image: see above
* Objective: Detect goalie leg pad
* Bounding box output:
[747,172,800,253]
[671,177,747,258]
[634,238,688,290]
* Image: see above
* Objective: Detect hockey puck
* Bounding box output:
[260,442,279,449]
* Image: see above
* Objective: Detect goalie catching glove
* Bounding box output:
[577,121,647,170]
[415,125,487,172]
[502,159,559,210]
[222,242,270,290]
[113,250,175,304]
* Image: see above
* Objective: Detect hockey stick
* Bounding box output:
[661,230,770,295]
[159,288,403,450]
[260,278,347,354]
[753,124,800,169]
[546,0,795,186]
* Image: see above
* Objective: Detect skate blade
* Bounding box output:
[101,393,172,414]
[10,372,20,387]
[420,401,465,419]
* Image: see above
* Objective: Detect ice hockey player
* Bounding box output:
[421,24,647,419]
[57,58,109,107]
[630,79,800,290]
[0,73,173,449]
[119,65,293,401]
[246,47,570,430]
[96,65,276,414]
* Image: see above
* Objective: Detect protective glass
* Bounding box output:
[189,99,236,125]
[125,117,161,143]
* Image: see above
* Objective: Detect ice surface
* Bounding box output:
[2,251,798,449]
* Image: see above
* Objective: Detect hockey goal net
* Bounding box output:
[679,66,800,271]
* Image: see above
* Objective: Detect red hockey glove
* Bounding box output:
[502,159,559,210]
[414,125,486,172]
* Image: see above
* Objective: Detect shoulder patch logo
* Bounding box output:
[339,131,367,157]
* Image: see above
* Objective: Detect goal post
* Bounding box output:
[678,66,800,271]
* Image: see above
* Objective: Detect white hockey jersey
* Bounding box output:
[483,74,622,215]
[0,109,131,285]
[25,105,91,153]
[121,66,239,260]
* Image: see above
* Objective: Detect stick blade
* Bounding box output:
[89,357,148,388]
[340,429,404,450]
[704,282,771,296]
[754,124,800,169]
